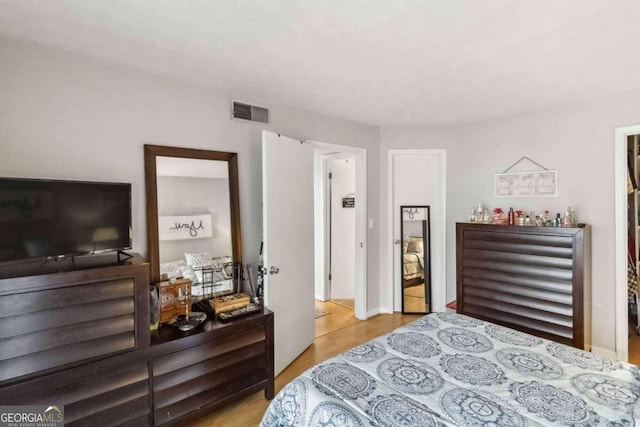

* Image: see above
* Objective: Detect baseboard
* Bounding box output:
[366,308,380,318]
[590,345,618,360]
[375,306,394,315]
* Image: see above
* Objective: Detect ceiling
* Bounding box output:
[1,0,639,127]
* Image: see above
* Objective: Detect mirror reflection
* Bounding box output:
[401,205,431,313]
[144,145,242,298]
[156,157,233,296]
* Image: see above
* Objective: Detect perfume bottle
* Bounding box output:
[554,213,562,227]
[482,209,492,224]
[492,208,505,224]
[563,206,574,227]
[476,204,484,222]
[507,207,515,225]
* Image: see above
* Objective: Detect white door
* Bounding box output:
[262,130,315,376]
[328,157,356,300]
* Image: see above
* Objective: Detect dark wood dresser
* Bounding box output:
[0,255,274,426]
[456,223,591,349]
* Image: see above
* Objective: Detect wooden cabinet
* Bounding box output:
[456,223,591,349]
[0,254,150,384]
[151,312,274,426]
[0,255,274,426]
[0,352,152,426]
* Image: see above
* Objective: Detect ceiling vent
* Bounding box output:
[232,100,269,124]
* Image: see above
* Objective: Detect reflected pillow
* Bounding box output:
[185,252,213,284]
[406,238,423,253]
[185,252,212,268]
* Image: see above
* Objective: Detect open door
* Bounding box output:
[262,130,315,375]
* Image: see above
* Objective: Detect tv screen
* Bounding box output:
[0,178,132,263]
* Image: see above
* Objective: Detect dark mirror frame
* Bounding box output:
[144,144,242,284]
[400,205,431,314]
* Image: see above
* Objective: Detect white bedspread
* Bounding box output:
[260,312,640,426]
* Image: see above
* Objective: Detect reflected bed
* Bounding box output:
[403,236,424,284]
[260,312,640,426]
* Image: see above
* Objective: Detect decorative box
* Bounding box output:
[210,292,250,313]
[158,278,192,323]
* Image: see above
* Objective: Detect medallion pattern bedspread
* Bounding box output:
[260,313,640,426]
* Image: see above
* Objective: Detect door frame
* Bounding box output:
[310,140,368,320]
[614,124,640,361]
[386,149,446,313]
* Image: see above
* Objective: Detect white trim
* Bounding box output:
[591,345,619,361]
[367,308,381,318]
[615,124,640,362]
[309,140,368,321]
[386,149,447,313]
[354,152,367,320]
[313,154,328,301]
[386,152,396,314]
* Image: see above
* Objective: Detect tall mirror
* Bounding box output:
[401,205,431,314]
[144,145,241,295]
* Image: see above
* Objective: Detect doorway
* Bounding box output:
[310,141,367,337]
[315,155,358,337]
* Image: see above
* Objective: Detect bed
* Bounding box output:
[403,236,424,284]
[260,312,640,426]
[159,253,233,297]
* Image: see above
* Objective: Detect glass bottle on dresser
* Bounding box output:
[507,207,515,225]
[563,206,574,227]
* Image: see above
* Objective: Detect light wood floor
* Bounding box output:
[191,309,422,427]
[315,299,358,337]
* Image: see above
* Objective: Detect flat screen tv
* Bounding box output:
[0,177,132,263]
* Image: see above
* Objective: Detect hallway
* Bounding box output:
[315,300,357,338]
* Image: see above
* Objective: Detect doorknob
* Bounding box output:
[269,266,280,274]
[394,239,401,244]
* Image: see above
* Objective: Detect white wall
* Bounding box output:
[0,38,381,310]
[381,91,640,355]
